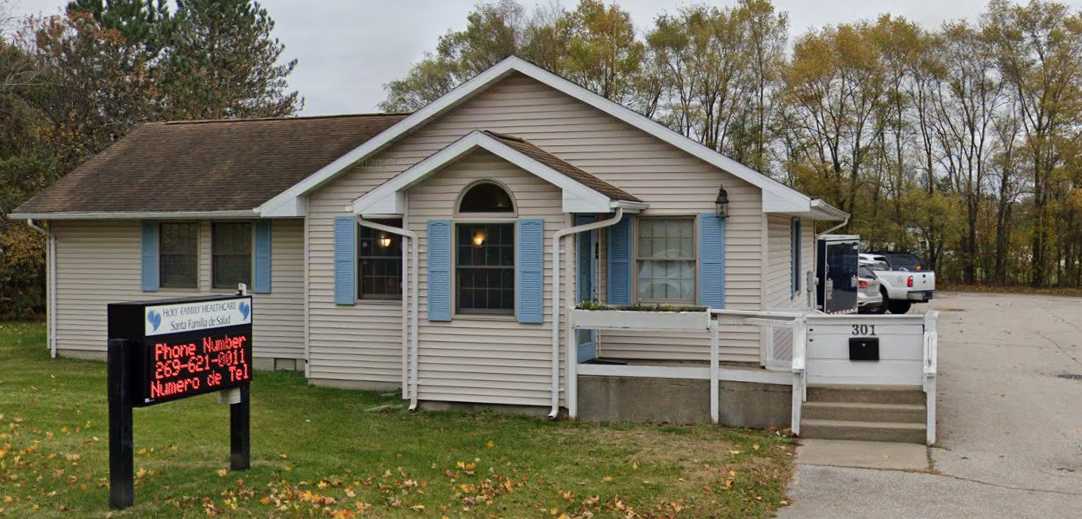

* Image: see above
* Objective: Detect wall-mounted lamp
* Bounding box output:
[472,230,487,247]
[378,234,392,248]
[715,184,730,218]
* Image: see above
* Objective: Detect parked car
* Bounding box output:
[859,253,936,314]
[857,264,884,314]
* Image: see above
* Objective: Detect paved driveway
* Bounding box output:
[779,292,1082,518]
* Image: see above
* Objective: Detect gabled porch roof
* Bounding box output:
[351,130,647,215]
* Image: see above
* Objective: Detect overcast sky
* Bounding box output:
[8,0,1082,115]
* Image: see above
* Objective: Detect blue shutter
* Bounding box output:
[698,213,726,309]
[141,222,159,292]
[606,216,632,305]
[253,220,272,294]
[427,220,452,321]
[516,219,544,324]
[791,218,801,296]
[334,216,356,305]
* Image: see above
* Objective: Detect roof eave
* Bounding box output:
[351,130,629,216]
[11,209,263,221]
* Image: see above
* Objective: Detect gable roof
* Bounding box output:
[258,56,818,217]
[352,130,645,216]
[11,113,408,218]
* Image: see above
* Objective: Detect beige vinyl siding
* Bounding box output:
[305,71,761,392]
[51,219,305,360]
[407,150,570,406]
[765,216,815,357]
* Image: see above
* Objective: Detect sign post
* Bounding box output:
[106,293,254,509]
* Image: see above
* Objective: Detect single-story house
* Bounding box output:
[13,56,862,427]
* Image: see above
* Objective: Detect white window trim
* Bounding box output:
[632,216,698,305]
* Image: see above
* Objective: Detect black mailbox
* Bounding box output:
[849,337,879,361]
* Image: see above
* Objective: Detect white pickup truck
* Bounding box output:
[858,253,935,314]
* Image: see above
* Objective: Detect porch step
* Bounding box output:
[802,401,925,423]
[800,419,926,444]
[806,385,925,406]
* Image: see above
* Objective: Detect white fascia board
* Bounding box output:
[259,195,306,217]
[9,210,261,220]
[259,56,814,218]
[352,131,613,215]
[762,190,810,214]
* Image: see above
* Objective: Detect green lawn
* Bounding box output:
[0,322,793,518]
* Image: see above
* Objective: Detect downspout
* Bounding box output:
[817,215,850,237]
[27,220,55,358]
[356,217,420,410]
[549,207,625,419]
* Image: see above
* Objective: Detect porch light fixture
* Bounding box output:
[715,184,730,218]
[472,230,486,247]
[378,233,392,248]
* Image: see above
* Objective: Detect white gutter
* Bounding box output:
[818,214,850,237]
[9,210,258,221]
[26,220,56,358]
[548,207,626,419]
[356,216,420,410]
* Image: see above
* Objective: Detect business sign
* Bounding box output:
[110,295,253,406]
[106,294,253,509]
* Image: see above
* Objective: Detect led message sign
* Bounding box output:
[106,294,253,509]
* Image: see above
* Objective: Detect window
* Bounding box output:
[359,220,403,299]
[212,222,252,289]
[636,218,695,302]
[456,222,515,314]
[458,182,515,214]
[160,223,198,289]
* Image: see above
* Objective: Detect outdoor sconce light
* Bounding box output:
[378,234,392,248]
[472,230,486,247]
[715,184,730,218]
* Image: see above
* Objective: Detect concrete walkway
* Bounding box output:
[779,292,1082,518]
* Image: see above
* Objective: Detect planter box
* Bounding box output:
[570,309,710,331]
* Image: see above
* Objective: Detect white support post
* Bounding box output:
[710,320,720,424]
[924,311,939,445]
[566,305,578,419]
[791,316,807,435]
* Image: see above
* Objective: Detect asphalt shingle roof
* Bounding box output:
[13,113,409,214]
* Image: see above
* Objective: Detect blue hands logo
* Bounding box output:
[238,301,251,320]
[147,310,162,331]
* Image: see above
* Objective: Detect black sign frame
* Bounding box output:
[105,293,253,509]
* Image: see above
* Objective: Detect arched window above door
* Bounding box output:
[457,181,515,215]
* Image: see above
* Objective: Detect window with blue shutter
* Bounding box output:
[427,220,452,321]
[698,213,726,309]
[515,219,544,324]
[253,220,272,293]
[141,222,159,292]
[606,216,632,305]
[334,216,356,305]
[791,218,801,296]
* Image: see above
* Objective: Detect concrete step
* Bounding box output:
[802,401,926,423]
[800,418,926,444]
[806,385,925,405]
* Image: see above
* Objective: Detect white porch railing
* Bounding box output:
[711,309,807,435]
[568,307,938,444]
